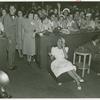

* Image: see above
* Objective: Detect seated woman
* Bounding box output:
[83,13,95,31]
[0,70,11,98]
[40,15,52,32]
[58,14,70,34]
[67,14,79,32]
[49,37,84,90]
[78,13,87,30]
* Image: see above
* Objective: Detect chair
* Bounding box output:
[73,51,92,77]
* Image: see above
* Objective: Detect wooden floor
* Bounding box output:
[1,52,100,98]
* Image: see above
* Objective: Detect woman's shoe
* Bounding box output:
[77,85,82,90]
[79,79,84,83]
[27,57,31,64]
[19,54,23,58]
[58,82,62,86]
[33,58,36,62]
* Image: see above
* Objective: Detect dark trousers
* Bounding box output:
[7,39,16,67]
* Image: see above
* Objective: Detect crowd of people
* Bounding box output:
[0,3,100,65]
[0,3,100,97]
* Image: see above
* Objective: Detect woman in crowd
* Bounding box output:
[22,11,36,63]
[67,14,79,32]
[49,37,84,90]
[79,12,87,30]
[16,10,24,58]
[49,13,59,30]
[58,14,65,28]
[33,13,42,33]
[0,8,7,24]
[59,8,71,30]
[62,8,70,21]
[41,14,52,32]
[85,13,95,31]
[74,11,80,23]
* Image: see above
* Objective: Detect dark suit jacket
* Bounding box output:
[76,41,100,60]
[3,14,18,41]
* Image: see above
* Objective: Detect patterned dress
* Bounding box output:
[22,18,36,56]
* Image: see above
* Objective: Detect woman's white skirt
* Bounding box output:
[51,59,76,78]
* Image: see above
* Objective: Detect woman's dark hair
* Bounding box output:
[17,9,23,16]
[49,12,56,19]
[26,10,34,18]
[0,8,7,16]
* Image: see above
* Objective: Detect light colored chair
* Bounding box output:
[73,51,92,77]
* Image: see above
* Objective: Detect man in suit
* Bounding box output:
[76,35,100,75]
[76,35,100,60]
[3,5,17,70]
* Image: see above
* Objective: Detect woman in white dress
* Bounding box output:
[49,38,84,90]
[22,12,36,63]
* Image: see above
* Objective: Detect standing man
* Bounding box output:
[3,5,17,70]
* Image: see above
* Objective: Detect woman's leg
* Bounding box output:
[18,49,23,58]
[67,70,80,85]
[27,55,32,63]
[27,55,29,62]
[67,70,82,90]
[33,55,36,62]
[29,56,32,62]
[71,70,84,82]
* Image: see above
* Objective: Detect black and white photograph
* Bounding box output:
[0,1,100,98]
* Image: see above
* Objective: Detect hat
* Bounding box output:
[59,14,65,18]
[63,8,70,13]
